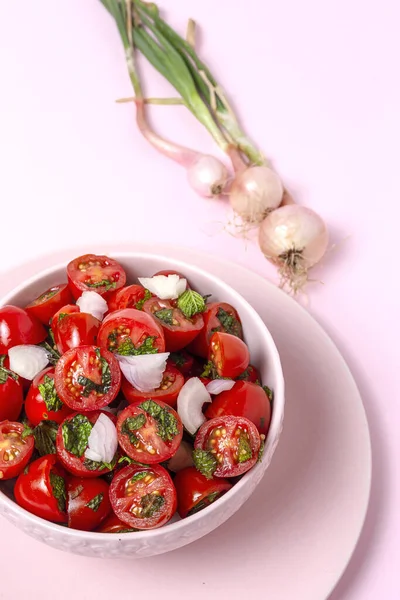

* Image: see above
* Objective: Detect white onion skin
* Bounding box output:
[230,165,283,223]
[186,155,229,197]
[259,205,328,289]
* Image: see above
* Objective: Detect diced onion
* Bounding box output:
[8,345,49,380]
[84,413,118,464]
[206,379,236,395]
[76,291,108,321]
[138,275,187,300]
[177,377,212,435]
[116,353,169,392]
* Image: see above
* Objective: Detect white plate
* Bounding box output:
[0,243,371,600]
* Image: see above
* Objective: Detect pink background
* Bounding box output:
[0,0,398,597]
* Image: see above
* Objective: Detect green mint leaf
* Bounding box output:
[62,414,92,457]
[140,493,165,518]
[135,289,152,310]
[86,492,104,512]
[129,471,149,484]
[118,456,148,467]
[86,279,117,291]
[139,399,179,442]
[237,433,252,463]
[49,472,66,512]
[0,354,18,384]
[39,340,60,366]
[32,420,58,456]
[193,449,217,480]
[215,307,242,338]
[177,289,206,318]
[21,423,34,439]
[154,308,174,326]
[121,414,146,446]
[38,375,63,412]
[116,336,158,356]
[35,287,59,304]
[83,457,116,472]
[187,491,220,516]
[58,313,68,322]
[202,294,212,303]
[201,361,229,381]
[263,385,273,402]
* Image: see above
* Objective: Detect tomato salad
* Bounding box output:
[0,254,273,532]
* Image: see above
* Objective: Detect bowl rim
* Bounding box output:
[0,251,285,540]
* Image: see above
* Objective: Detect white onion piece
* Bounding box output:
[84,413,118,464]
[230,165,283,223]
[259,205,329,291]
[177,377,212,435]
[167,441,194,473]
[206,379,236,395]
[138,275,187,300]
[76,291,108,321]
[187,155,229,197]
[8,345,49,380]
[116,353,170,392]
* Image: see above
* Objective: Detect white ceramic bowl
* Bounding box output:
[0,252,285,558]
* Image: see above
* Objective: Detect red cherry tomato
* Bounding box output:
[56,411,117,478]
[107,285,152,312]
[205,381,271,435]
[109,463,177,530]
[0,305,46,353]
[25,284,73,325]
[25,367,73,426]
[167,351,194,375]
[174,467,232,518]
[194,415,260,478]
[97,308,165,354]
[117,401,183,464]
[187,302,243,359]
[0,356,23,421]
[50,304,79,333]
[209,332,250,378]
[54,346,121,411]
[67,254,127,300]
[0,421,34,480]
[236,364,261,384]
[142,297,204,352]
[121,364,184,408]
[95,511,138,533]
[67,476,111,531]
[14,454,67,523]
[53,311,101,354]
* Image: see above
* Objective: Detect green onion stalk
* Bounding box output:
[100,0,231,197]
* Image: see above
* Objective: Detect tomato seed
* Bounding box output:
[221,428,226,436]
[211,449,217,454]
[215,429,221,437]
[152,491,161,496]
[148,448,156,455]
[217,455,223,463]
[210,439,216,445]
[124,328,131,334]
[235,429,241,436]
[0,471,3,479]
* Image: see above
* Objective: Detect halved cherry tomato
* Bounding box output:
[53,311,101,355]
[14,454,67,523]
[95,511,138,533]
[0,305,46,353]
[117,401,183,464]
[109,463,177,530]
[209,332,250,378]
[107,285,152,312]
[0,356,23,422]
[0,421,34,480]
[97,308,165,355]
[121,364,184,408]
[67,476,111,531]
[187,302,243,358]
[56,411,117,478]
[67,254,126,300]
[25,367,73,426]
[143,297,204,352]
[25,284,73,325]
[168,351,194,375]
[54,346,121,411]
[236,364,261,384]
[174,467,232,518]
[194,415,260,478]
[205,381,271,435]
